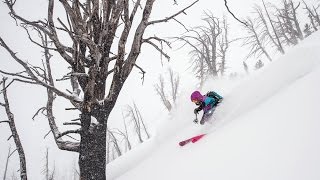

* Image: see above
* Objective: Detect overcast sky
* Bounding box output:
[0,0,317,179]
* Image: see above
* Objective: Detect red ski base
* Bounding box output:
[179,134,206,146]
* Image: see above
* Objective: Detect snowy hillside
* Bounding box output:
[106,32,320,180]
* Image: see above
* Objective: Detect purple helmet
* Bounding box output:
[190,91,204,102]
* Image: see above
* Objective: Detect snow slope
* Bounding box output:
[107,32,320,180]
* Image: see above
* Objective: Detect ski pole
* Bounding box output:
[193,113,198,124]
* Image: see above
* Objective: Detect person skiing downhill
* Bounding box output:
[190,90,223,124]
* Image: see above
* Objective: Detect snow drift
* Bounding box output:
[107,32,320,180]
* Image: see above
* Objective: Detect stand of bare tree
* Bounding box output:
[242,0,319,71]
[106,101,150,164]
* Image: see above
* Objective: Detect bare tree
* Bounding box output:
[0,78,27,180]
[303,23,313,37]
[0,0,199,179]
[217,16,230,76]
[177,18,220,77]
[123,102,150,143]
[169,68,180,103]
[107,129,122,157]
[106,101,149,164]
[154,68,180,111]
[260,1,285,54]
[155,75,172,111]
[133,103,150,140]
[107,126,137,163]
[202,12,222,76]
[243,61,249,74]
[242,18,273,62]
[276,0,303,45]
[1,147,19,180]
[277,15,298,46]
[42,148,55,180]
[303,1,320,31]
[288,0,304,40]
[72,159,79,180]
[176,12,229,84]
[120,113,132,151]
[3,146,11,180]
[190,51,206,87]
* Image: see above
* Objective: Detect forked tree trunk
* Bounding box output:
[0,0,199,179]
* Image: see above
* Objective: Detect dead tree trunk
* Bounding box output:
[45,148,49,180]
[277,16,296,45]
[0,0,199,179]
[218,16,229,76]
[155,68,180,111]
[277,0,303,44]
[1,79,27,180]
[261,0,285,54]
[289,0,304,40]
[3,147,11,180]
[168,68,180,104]
[155,75,173,112]
[243,18,273,62]
[303,1,319,31]
[79,124,107,180]
[107,129,122,157]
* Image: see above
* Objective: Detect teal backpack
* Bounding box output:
[206,91,222,103]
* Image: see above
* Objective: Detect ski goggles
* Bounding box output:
[192,99,201,105]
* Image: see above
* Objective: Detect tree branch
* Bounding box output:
[148,0,199,25]
[44,130,52,139]
[63,122,81,126]
[0,69,33,81]
[142,39,170,60]
[32,107,47,120]
[134,64,146,84]
[4,0,50,34]
[9,149,17,158]
[0,120,10,124]
[22,26,58,51]
[57,129,81,139]
[224,0,248,26]
[7,135,13,141]
[0,37,81,103]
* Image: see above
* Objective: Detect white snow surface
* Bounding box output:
[106,32,320,180]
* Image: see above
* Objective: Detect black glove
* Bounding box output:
[193,119,198,123]
[194,108,199,114]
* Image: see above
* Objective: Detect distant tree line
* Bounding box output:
[178,0,319,84]
[242,0,319,70]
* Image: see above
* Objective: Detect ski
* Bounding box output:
[178,134,206,146]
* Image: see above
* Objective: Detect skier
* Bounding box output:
[190,90,223,125]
